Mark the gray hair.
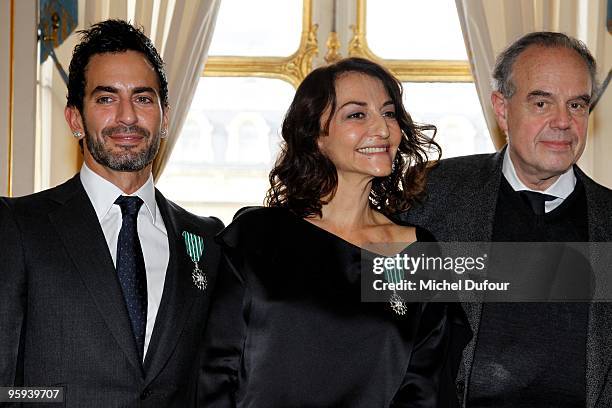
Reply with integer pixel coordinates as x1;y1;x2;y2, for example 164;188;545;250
492;31;598;98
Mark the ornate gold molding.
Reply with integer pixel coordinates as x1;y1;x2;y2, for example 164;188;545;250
349;0;473;83
203;0;318;88
324;31;342;64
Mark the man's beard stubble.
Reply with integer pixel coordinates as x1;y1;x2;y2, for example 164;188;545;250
84;124;161;172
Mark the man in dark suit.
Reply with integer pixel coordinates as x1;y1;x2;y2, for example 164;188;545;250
0;20;223;407
403;32;612;407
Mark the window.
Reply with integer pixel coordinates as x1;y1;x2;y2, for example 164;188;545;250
157;77;295;222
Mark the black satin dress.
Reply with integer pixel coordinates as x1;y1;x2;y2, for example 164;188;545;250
200;207;469;407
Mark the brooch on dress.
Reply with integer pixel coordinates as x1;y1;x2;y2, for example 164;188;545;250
389;293;408;315
385;266;407;315
182;231;207;291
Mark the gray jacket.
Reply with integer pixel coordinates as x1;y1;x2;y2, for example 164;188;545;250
402;147;612;407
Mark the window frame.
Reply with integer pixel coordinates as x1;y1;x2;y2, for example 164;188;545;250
202;0;316;88
349;0;473;83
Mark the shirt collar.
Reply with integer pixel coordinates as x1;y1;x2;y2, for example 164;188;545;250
502;148;576;199
80;162;158;223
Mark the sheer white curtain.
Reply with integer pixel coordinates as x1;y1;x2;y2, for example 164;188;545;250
84;0;221;179
455;0;609;151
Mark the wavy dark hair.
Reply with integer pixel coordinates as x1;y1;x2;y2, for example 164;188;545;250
265;57;441;218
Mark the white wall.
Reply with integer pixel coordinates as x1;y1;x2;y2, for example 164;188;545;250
39;18;83;191
0;0;11;197
0;0;37;197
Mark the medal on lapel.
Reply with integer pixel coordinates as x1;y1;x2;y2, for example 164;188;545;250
182;231;207;291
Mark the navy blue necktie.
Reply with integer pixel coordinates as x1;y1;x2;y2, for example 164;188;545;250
115;195;147;360
520;191;557;215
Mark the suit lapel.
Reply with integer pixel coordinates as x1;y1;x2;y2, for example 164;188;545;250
48;176;143;374
406;150;506;398
579;168;612;407
143;191;202;384
458;150;504;397
466;149;503;242
457;151;507;404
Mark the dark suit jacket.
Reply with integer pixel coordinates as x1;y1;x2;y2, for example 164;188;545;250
0;174;224;407
402;147;612;408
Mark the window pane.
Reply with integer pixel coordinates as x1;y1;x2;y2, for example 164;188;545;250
367;0;468;60
207;0;302;57
157;77;296;225
402;82;494;158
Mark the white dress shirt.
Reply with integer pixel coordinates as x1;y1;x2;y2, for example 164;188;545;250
80;163;169;360
502;148;576;213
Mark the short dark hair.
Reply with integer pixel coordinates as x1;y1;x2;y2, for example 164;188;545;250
67;19;168;112
492;31;598;98
265;57;440;218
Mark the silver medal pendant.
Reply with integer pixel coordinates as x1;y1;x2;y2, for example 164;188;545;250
389;292;407;315
183;231;207;291
192;263;208;291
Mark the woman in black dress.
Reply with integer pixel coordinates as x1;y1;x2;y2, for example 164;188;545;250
200;57;469;407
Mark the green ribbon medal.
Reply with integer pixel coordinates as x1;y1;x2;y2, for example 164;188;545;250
385;265;407;315
182;231;207;291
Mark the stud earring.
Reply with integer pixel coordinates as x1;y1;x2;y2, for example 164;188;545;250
72;131;82;138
